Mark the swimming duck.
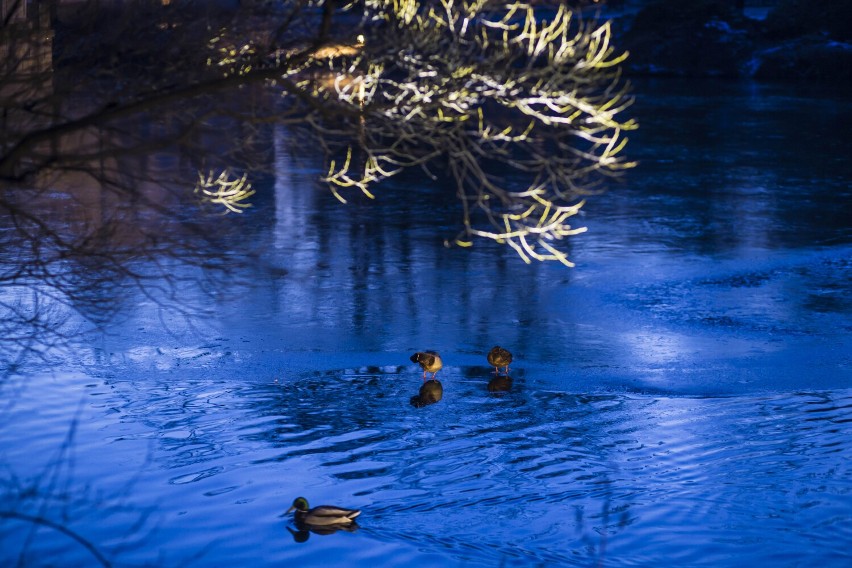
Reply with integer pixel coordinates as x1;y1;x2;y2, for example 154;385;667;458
487;346;512;375
286;497;361;526
410;351;442;380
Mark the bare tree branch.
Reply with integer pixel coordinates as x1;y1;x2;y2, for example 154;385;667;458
1;0;635;372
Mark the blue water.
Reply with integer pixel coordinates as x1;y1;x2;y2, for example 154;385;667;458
1;78;851;566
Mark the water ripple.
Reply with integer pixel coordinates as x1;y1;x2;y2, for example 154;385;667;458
2;370;850;566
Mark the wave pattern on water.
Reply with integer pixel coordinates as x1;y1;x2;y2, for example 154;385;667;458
1;368;851;567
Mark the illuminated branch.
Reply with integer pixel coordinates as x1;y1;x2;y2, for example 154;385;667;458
194;169;255;213
2;0;635;270
268;0;637;265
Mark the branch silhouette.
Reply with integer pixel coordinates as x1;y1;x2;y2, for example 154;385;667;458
1;0;635;371
0;511;112;568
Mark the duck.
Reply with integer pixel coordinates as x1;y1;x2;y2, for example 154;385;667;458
410;351;442;380
487;346;512;375
286;497;361;526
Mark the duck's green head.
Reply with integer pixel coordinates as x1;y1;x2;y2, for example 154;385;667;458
287;496;309;513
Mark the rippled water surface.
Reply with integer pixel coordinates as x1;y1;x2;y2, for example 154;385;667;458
2;371;851;566
2;79;851;566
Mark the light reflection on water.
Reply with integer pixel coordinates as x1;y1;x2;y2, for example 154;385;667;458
1;370;850;566
1;78;851;565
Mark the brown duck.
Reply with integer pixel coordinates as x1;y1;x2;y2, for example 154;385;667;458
410;351;443;380
487;346;512;375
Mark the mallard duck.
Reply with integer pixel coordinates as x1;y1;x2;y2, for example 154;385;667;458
286;497;361;526
487;346;512;375
410;351;442;380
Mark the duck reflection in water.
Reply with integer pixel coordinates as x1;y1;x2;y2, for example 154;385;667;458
410;379;443;407
410;351;442;381
487;374;513;392
284;497;360;543
286;521;359;543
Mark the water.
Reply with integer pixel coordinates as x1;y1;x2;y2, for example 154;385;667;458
2;373;850;566
1;78;851;566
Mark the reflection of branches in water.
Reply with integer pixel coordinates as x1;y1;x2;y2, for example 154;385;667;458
0;511;112;568
0;179;250;376
1;3;281;373
0;68;273;375
0;402;148;566
0;287;74;374
1;0;634;372
0;391;217;566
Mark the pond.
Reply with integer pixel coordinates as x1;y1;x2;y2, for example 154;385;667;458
1;78;851;566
